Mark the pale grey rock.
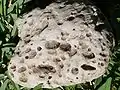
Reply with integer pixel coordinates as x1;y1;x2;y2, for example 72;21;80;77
8;0;114;89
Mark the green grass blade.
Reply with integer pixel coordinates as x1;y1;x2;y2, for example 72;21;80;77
33;84;43;90
98;77;112;90
0;79;9;90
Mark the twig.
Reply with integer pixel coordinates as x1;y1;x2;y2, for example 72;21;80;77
8;0;12;7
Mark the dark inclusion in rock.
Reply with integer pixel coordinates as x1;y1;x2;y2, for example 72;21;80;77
45;40;60;49
81;64;96;70
18;66;27;73
82;52;95;59
60;43;71;51
37;46;42;51
71;68;79;75
29;50;37;59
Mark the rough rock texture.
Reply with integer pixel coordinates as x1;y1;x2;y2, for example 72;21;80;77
8;1;114;88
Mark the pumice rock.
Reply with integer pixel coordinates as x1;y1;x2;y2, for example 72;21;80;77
8;0;115;89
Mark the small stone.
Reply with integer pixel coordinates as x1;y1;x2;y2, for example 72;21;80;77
79;35;85;39
58;74;62;77
92;61;96;63
32;67;40;73
67;15;75;21
10;72;14;77
47;50;57;55
61;32;69;36
29;50;37;59
81;44;88;49
19;58;24;63
61;36;66;40
48;76;52;79
59;4;65;8
79;41;83;46
53;57;61;62
18;66;26;73
59;63;64;68
28;64;35;69
68;49;77;57
57;20;64;25
86;33;91;37
82;52;95;59
37;47;42;51
19;76;28;82
99;52;107;57
101;63;104;66
45;40;60;49
71;11;77;15
27;18;33;26
60;55;66;60
81;64;96;70
37;65;56;73
24;38;31;44
10;65;16;69
71;68;79;75
79;42;88;49
39;74;45;78
60;43;71;51
25;48;31;53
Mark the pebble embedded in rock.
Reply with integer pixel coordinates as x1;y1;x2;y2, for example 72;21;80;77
48;76;52;79
60;43;71;51
67;15;75;21
71;68;79;75
47;50;57;55
59;62;64;68
28;64;35;69
32;67;40;73
61;32;69;36
57;20;64;25
45;40;60;49
82;52;95;59
99;52;107;57
27;18;33;26
81;64;96;70
60;55;66;60
24;37;31;44
29;50;37;59
19;58;24;63
18;66;26;73
101;63;104;66
10;65;16;69
19;76;28;82
37;65;56;73
53;57;61;62
39;74;45;78
68;49;77;57
61;36;66;40
25;48;31;53
37;46;42;51
86;33;91;37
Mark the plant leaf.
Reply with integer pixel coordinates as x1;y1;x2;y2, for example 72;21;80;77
98;77;112;90
0;79;9;90
33;84;43;90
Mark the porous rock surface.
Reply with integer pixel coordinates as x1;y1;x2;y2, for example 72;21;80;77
8;1;114;88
